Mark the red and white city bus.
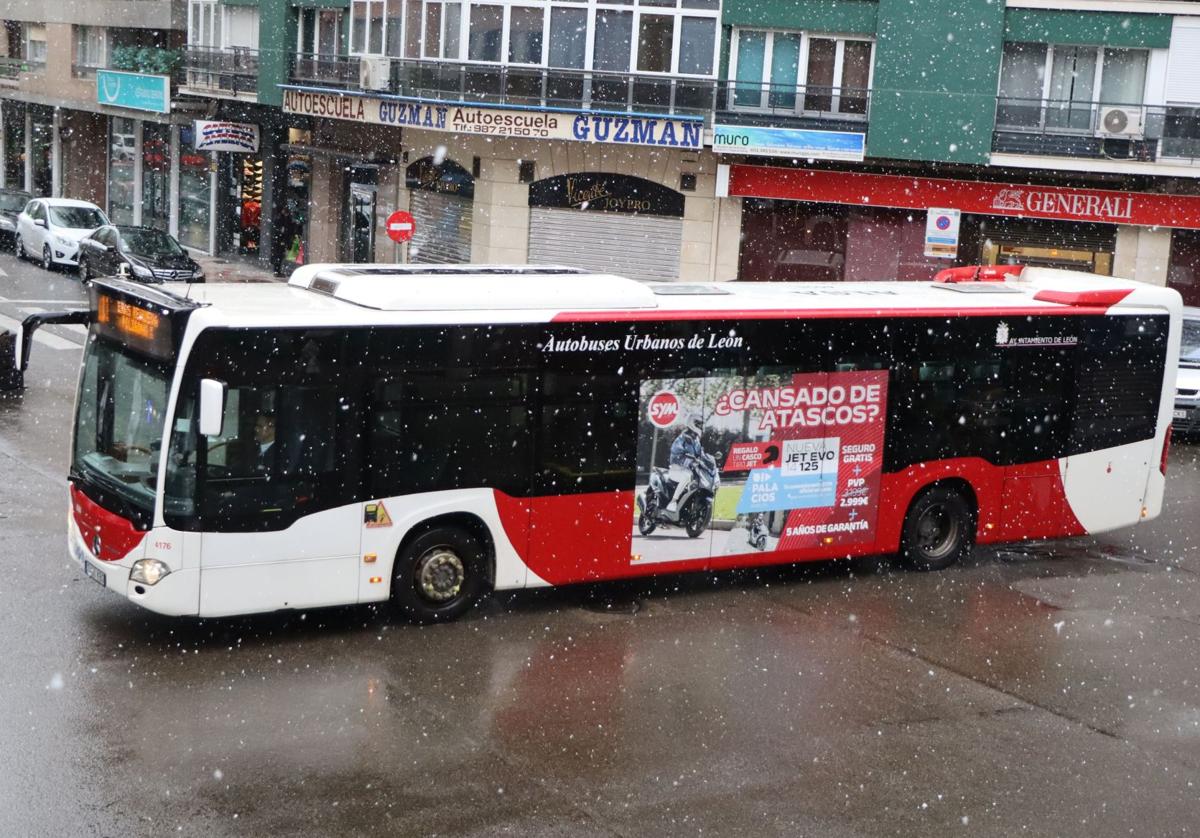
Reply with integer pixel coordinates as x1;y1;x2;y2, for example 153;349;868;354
43;264;1180;621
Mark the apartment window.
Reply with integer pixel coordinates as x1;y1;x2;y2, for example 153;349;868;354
22;23;47;63
548;7;586;69
593;10;632;72
356;0;716;77
75;26;107;70
467;4;503;61
636;14;673;73
996;42;1046;127
1100;48;1147;106
297;9;345;57
189;0;219;48
997;42;1148;131
350;0;386;54
223;6;260;50
731;29;873;115
507;6;543;65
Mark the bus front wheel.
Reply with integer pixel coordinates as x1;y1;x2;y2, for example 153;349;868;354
899;486;975;572
393;527;486;623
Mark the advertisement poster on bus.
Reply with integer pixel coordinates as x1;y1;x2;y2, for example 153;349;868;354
632;370;888;565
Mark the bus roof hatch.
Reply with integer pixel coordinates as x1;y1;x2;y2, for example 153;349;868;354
289;265;661;311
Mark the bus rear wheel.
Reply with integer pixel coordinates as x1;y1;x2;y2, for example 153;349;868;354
393;527;486;623
899;486;975;571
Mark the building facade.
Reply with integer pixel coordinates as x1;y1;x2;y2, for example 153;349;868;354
7;0;1200;301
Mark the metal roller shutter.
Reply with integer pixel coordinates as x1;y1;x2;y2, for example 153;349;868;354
528;207;682;281
410;190;472;264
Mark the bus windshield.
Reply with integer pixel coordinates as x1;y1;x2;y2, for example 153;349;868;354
73;337;171;518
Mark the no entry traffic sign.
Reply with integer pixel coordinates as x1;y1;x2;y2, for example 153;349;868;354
385;210;415;243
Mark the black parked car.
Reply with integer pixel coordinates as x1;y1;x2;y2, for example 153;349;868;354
78;225;205;283
0;188;32;247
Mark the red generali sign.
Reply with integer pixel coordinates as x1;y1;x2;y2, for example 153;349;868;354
385;210;415;243
727;165;1200;230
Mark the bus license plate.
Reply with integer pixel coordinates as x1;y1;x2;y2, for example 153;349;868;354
1175;409;1189;420
83;560;106;588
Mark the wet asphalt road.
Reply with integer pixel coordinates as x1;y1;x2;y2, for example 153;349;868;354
3;252;1200;837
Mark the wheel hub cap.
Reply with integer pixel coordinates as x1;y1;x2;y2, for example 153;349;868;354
416;548;465;603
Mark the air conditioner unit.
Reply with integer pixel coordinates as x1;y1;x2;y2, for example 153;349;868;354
359;56;390;91
1097;106;1145;139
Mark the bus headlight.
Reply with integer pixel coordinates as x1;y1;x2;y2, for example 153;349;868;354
130;559;171;586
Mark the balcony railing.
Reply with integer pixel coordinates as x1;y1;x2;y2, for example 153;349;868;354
290;54;873;125
0;57;45;82
723;81;869;121
181;45;258;98
993;97;1200;164
292;53;719;117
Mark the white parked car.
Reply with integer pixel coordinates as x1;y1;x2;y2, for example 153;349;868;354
16;198;110;271
1174;306;1200;438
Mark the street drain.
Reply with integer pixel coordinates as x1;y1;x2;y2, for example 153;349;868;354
1095;549;1155;567
995;547;1056;563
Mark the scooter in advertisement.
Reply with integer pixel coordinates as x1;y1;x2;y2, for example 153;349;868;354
636;452;720;538
747;512;769;551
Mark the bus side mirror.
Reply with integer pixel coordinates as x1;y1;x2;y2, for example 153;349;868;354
198;379;226;436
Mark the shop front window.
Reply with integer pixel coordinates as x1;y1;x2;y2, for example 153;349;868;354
178;125;211;252
280;143;312;273
30;111;52;197
1169;230;1200;308
108;117;136;224
142;123;171;233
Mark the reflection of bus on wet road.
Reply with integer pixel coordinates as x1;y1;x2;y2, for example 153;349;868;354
15;263;1180;621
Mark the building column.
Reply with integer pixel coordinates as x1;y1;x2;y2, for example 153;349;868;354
23;109;32;194
208;152;218;255
168;123;180;238
132;120;143;226
0;106;7;189
50;108;62;198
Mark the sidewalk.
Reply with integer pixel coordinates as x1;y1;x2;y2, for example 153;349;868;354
193;255;282;284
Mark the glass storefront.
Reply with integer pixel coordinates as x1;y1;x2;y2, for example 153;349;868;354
178;125;211;251
738;200;946;282
142;123;171;232
279;127;312;274
108;117;136;224
30;108;52;197
280;153;311;272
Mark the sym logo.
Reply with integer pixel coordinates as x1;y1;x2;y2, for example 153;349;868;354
92;534;102;557
995;321;1010;346
647;390;680;428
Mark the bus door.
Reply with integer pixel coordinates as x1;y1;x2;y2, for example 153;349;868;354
190;331;363;615
528;363;639;584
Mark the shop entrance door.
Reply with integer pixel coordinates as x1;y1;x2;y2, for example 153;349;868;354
983;241;1112;275
347;183;376;263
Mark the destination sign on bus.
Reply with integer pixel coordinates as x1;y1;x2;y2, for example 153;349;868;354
94;292;174;359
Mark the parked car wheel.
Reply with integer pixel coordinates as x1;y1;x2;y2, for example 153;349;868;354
14;234;25;260
41;245;54;272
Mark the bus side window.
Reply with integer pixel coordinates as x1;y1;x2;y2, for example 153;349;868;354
1068;316;1167;453
366;325;535;497
538;371;636;494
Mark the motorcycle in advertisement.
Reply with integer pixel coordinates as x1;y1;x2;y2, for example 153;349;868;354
633;370;889;566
